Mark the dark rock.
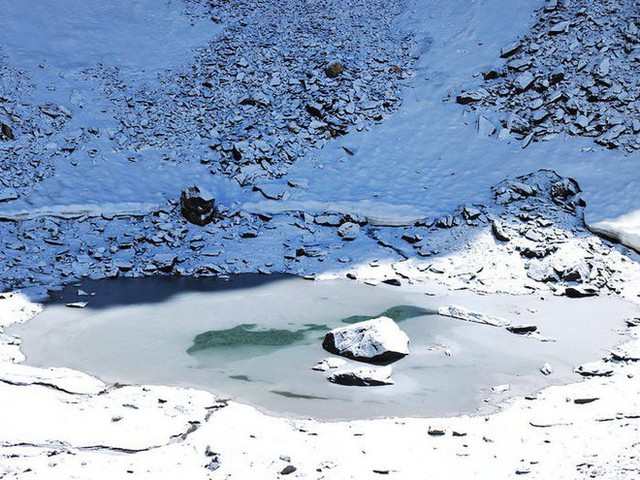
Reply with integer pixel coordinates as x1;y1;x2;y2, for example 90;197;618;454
328;365;394;386
456;90;487;104
575;362;613;377
402;230;423;244
507;324;538;334
181;186;217;226
306;103;324;119
1;123;14;140
280;465;297;475
491;221;511;242
565;285;598;298
325;61;345;78
551;178;581;200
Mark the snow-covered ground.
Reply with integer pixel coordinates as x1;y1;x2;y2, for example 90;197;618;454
1;0;640;477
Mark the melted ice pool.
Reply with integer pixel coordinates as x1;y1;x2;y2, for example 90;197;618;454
11;276;636;420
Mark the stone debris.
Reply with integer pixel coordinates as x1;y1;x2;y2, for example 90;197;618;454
102;0;416;186
456;0;640;152
0;169;630;312
611;342;640;362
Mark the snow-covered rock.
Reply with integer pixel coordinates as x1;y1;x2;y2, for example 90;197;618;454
575;361;614;377
611;342;640;362
327;365;393;386
322;317;409;363
311;357;347;372
438;305;510;327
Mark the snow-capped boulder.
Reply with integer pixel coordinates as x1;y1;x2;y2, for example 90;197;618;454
322;317;409;363
327;365;393;386
575;361;613;377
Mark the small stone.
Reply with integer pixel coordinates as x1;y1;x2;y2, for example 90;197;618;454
1;123;14;140
312;357;347;371
66;302;88;309
280;465;297;475
491;384;510;395
428;426;446;436
0;188;19;203
507;324;537;334
500;41;521;58
549;21;570;35
514;71;535;91
456;89;487;104
540;362;553;376
338;222;360;241
325;61;345;78
477;115;497;137
491;221;511;242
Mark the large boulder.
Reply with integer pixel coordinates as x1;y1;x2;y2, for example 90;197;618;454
322;317;409;363
327;365;393;386
181;185;216;226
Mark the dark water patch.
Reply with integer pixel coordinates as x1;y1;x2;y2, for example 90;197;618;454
341;305;431;324
43;274;294;310
187;323;328;354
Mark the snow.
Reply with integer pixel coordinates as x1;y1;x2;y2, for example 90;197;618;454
0;0;639;476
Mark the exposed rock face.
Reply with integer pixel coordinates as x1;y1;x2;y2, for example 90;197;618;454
322;317;409;363
181;186;217;226
327;365;393;386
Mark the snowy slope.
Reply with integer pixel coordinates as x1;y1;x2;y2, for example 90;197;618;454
0;0;637;250
279;0;640;237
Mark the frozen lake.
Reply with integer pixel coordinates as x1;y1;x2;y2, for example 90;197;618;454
11;276;635;420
